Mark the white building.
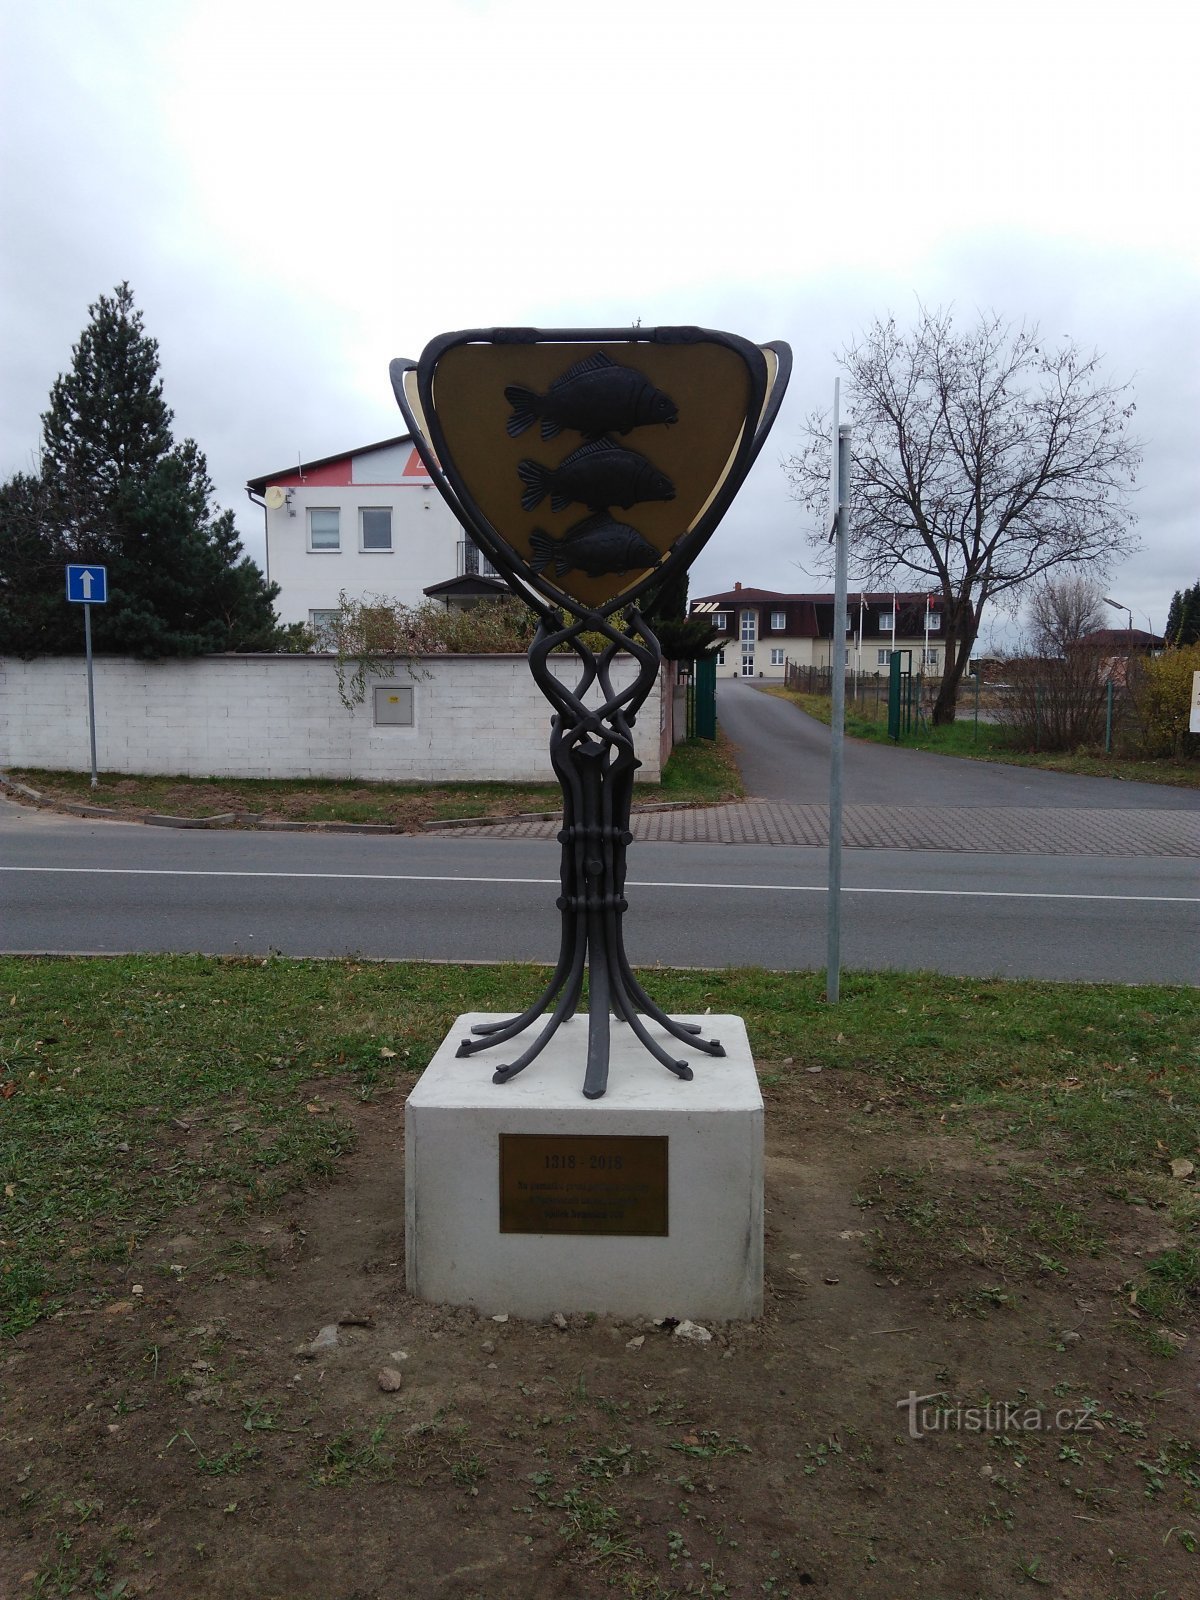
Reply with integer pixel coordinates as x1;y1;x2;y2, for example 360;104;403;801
690;585;946;680
246;435;507;634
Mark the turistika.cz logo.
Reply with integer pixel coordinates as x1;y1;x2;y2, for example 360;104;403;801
897;1391;1100;1441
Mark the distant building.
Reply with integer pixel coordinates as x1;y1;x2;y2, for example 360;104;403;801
246;436;508;636
1074;627;1162;654
689;584;945;679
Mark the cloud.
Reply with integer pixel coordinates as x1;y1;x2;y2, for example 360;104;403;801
2;0;1195;639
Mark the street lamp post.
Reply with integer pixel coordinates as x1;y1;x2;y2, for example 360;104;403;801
1103;595;1134;644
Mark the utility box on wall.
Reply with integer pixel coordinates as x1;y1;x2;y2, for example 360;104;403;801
373;685;414;726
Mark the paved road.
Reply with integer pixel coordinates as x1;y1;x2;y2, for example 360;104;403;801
715;679;1200;810
2;800;1196;983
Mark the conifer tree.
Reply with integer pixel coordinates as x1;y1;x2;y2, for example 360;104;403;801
1164;581;1200;647
0;283;282;658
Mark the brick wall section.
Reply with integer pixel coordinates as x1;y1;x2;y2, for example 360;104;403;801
0;655;666;782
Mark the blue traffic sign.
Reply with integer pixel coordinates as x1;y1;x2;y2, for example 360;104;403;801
66;564;107;604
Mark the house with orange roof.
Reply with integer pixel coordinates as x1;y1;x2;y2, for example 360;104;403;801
246;435;508;637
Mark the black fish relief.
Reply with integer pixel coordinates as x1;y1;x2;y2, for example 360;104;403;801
505;352;678;441
517;437;676;513
528;512;660;580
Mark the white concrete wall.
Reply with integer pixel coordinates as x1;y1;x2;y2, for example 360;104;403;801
0;655;666;783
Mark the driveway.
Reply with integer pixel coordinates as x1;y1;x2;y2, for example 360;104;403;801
715;679;1200;810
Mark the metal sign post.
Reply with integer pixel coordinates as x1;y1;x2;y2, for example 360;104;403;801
65;564;107;789
827;406;851;1005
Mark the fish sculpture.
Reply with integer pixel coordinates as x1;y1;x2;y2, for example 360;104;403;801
529;512;660;581
517;438;676;514
505;352;678;441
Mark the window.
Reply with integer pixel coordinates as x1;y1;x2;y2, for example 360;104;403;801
714;612;730;631
922;648;939;669
373;685;414;726
309;609;339;647
877;648;893;667
878;610;894;631
770;609;786;630
716;647;726;666
927;611;941;631
360;507;393;551
770;648;785;666
308;508;340;551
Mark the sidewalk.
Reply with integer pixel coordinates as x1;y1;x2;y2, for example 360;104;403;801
445;798;1200;856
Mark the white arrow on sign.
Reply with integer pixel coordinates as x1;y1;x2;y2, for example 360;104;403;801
80;569;95;599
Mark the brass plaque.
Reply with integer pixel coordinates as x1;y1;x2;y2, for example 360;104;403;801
499;1134;668;1236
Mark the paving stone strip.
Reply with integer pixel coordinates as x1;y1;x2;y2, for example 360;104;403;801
444;798;1200;857
4;774;1196;856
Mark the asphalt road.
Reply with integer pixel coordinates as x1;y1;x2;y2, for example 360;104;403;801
716;679;1200;810
2;799;1196;983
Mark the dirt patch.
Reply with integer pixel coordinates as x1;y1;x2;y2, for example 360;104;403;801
2;1072;1196;1599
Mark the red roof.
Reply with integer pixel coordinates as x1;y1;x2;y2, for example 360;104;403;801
246;434;422;493
692;588;938;606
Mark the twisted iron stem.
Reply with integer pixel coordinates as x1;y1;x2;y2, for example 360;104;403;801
455;606;724;1098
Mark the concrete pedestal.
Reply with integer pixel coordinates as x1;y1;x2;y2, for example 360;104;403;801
405;1014;763;1320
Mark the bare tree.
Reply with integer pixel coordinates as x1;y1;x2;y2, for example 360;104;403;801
784;307;1141;722
1026;572;1106;656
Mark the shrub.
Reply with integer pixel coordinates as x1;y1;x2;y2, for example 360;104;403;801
994;645;1113;751
1124;644;1200;759
319;595;539;708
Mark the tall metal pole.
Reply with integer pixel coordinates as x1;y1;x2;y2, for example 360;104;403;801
83;601;99;789
827;416;851;1005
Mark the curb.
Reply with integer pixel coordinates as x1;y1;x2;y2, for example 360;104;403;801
421;798;729;831
423;810;560;831
146;813;238;829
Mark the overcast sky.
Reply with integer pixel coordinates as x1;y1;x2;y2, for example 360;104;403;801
3;0;1196;644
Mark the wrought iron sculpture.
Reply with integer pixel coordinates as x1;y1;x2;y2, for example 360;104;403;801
391;327;790;1097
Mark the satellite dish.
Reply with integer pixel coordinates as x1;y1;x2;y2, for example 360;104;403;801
264;486;287;509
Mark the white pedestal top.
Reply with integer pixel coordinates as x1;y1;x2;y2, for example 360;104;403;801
409;1013;760;1112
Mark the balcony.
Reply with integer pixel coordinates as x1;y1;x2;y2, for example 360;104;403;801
458;540;500;579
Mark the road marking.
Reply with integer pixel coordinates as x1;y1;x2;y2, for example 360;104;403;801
1;865;1197;905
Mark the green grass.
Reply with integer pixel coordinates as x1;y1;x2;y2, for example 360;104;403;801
761;686;1200;787
2;955;1196;1337
655;729;743;803
1130;1245;1200;1326
3;737;741;826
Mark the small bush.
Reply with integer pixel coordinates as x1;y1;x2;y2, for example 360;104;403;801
1124;644;1200;759
994;646;1112;751
321;595;538;707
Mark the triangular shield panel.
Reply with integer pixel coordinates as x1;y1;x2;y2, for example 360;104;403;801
392;328;790;614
